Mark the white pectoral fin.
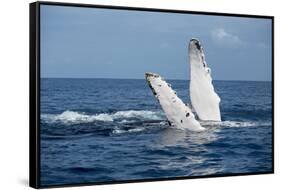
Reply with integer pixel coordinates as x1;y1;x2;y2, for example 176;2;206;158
145;72;205;132
189;39;221;121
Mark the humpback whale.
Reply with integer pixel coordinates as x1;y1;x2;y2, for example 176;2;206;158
189;39;221;121
145;38;221;130
145;72;205;131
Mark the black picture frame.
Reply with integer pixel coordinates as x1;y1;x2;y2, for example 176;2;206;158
29;1;274;188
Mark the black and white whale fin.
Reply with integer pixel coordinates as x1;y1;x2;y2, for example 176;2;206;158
145;72;205;131
189;39;221;121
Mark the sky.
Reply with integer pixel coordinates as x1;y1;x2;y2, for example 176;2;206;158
40;5;272;81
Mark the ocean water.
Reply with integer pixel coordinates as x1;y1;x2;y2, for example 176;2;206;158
40;78;272;186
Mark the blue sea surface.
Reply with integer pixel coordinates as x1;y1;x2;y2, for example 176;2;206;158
40;78;272;186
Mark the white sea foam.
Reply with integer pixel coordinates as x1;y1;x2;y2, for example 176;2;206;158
113;110;162;120
112;127;145;134
41;110;271;129
200;120;271;128
41;110;163;125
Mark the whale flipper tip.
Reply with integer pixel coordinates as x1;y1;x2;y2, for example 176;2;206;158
145;72;160;79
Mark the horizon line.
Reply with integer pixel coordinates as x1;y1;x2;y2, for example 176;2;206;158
40;77;272;82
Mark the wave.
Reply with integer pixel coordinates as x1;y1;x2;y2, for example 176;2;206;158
200;120;271;128
112;127;145;134
41;110;164;125
41;110;271;129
